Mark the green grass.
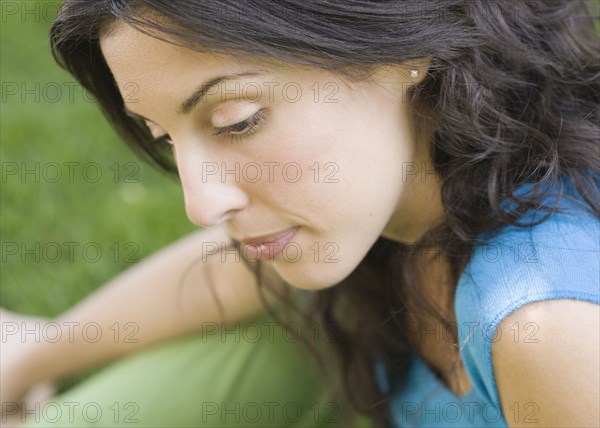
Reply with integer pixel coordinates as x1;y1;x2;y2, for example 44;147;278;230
1;0;598;404
0;2;196;316
2;2;599;315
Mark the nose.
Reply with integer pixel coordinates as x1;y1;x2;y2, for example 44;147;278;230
175;146;249;228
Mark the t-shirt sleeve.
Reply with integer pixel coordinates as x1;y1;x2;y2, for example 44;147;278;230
454;201;600;405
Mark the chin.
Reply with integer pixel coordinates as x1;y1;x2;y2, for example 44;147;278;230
271;258;357;291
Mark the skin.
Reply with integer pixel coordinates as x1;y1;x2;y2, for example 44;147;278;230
100;21;444;291
493;299;600;427
100;21;600;427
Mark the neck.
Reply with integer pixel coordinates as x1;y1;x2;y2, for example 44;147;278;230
382;160;446;245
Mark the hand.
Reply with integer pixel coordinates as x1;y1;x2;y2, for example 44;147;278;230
1;309;56;427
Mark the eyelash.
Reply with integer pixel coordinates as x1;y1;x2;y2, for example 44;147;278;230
151;135;173;146
213;109;267;144
150;109;267;147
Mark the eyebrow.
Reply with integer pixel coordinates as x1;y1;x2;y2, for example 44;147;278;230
180;72;263;114
123;71;264;121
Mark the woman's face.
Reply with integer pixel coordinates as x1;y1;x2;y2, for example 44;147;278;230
100;21;444;289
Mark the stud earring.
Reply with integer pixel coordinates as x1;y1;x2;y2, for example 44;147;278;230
410;69;419;78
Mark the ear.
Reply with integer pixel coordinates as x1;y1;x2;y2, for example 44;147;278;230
369;57;431;90
403;57;431;85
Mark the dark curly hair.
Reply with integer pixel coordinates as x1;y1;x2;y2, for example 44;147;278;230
50;1;599;426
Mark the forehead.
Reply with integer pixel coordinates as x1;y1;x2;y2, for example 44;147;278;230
98;21;277;116
100;21;234;87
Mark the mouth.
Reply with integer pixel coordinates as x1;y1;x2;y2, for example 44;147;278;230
237;226;300;261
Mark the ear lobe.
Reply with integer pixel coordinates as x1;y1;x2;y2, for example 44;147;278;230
405;57;431;84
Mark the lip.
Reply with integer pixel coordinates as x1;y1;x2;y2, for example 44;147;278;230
238;227;298;245
238;226;300;261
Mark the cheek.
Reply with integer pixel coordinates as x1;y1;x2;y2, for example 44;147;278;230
246;96;412;209
247;104;413;289
301;102;411;195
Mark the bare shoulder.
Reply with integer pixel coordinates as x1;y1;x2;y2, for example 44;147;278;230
492;299;600;427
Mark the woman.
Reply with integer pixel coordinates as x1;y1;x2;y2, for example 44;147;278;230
2;1;598;427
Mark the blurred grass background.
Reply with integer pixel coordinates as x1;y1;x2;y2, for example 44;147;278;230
0;0;598;400
1;2;599;316
0;1;196;316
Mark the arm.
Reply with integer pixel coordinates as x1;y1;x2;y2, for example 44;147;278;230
492;299;600;427
4;224;286;395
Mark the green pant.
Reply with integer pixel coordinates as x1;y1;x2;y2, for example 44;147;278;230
20;317;373;427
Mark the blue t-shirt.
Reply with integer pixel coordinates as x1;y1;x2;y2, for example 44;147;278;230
387;177;600;427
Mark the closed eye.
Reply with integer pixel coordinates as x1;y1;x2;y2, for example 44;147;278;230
151;134;173;147
141;119;173;148
213;109;267;143
147;109;267;147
